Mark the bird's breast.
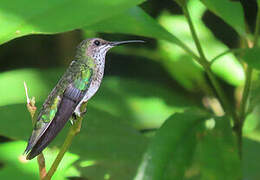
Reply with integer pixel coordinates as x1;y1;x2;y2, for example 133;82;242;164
74;64;105;116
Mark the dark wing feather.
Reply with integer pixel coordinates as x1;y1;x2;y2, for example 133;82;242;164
26;85;86;160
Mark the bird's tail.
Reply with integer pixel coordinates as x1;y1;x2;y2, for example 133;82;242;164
26;97;76;160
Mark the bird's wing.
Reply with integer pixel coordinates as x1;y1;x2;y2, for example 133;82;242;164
25;66;93;159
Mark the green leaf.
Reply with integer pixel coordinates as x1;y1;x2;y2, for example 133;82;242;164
0;0;144;45
197;116;241;180
0;68;199;180
243;110;260;135
158;0;244;88
248;77;260;119
242;47;260;70
243;137;260;180
0;103;148;180
174;0;186;7
86;2;243;88
0;68;198;129
0;141;79;180
84;7;189;51
200;0;246;36
0;69;52;107
134;109;209;180
84;6;204;89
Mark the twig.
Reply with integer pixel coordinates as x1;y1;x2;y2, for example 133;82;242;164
24;82;37;121
210;48;246;66
181;4;238;122
24;81;47;179
240;6;260;124
237;3;260;158
43;102;87;180
37;153;47;179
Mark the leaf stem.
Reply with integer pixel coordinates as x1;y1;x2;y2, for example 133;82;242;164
37;153;47;179
182;5;207;65
210;48;246;66
172;37;202;63
43;102;87;180
24;81;46;179
182;4;237;121
239;67;252;123
236;3;260;159
240;5;260;125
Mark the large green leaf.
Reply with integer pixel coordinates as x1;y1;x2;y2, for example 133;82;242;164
85;2;244;89
134;113;241;180
197;116;241;180
84;6;191;54
158;0;244;88
0;0;144;45
243;137;260;180
84;6;204;90
0;69;52;106
242;47;260;70
0;141;79;180
134;109;209;180
200;0;246;36
0;103;148;180
0;68;198;129
0;68;198;179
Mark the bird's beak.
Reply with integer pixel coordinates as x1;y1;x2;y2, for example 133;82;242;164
109;40;145;46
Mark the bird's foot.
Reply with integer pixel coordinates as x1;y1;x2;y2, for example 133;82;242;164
70;113;77;125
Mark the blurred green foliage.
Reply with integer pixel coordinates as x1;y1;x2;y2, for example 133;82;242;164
158;0;244;88
0;0;144;44
0;0;260;180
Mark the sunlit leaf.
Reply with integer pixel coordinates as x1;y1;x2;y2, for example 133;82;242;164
0;68;199;129
0;141;79;180
200;0;246;36
84;6;190;53
84;6;203;89
158;0;244;88
0;103;148;180
0;68;198;180
0;68;55;107
0;0;144;45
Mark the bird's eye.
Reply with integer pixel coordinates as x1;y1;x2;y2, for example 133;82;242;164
94;40;100;46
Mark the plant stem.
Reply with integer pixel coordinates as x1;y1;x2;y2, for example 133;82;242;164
238;4;260;151
24;81;47;179
43;119;81;180
43;102;87;180
173;37;202;63
254;4;260;46
210;48;246;66
235;3;260;159
236;49;252;159
182;6;207;64
240;4;260;125
182;4;237;121
239;67;252;123
37;153;47;180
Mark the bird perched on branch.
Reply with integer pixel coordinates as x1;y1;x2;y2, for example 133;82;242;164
24;38;144;160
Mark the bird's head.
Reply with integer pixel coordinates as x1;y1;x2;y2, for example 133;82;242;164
76;38;144;61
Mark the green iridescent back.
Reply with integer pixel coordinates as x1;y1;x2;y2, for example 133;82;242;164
28;60;93;149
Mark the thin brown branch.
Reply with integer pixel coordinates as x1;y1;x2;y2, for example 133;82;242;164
37;153;47;179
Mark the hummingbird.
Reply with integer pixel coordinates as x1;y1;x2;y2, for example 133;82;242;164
24;38;144;160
